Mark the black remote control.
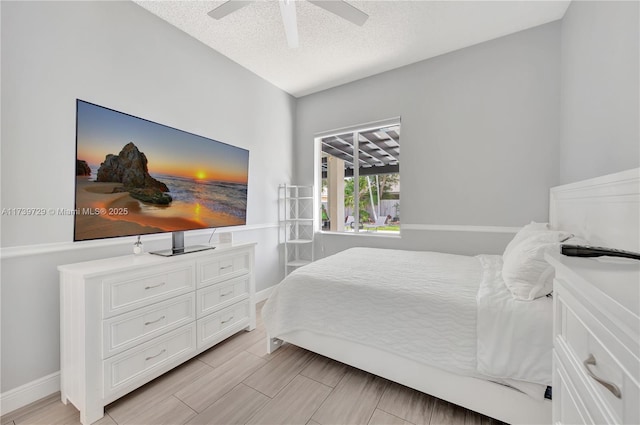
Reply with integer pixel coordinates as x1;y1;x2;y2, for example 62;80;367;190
561;244;640;260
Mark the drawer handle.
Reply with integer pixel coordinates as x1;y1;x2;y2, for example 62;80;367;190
145;349;166;361
583;354;622;399
219;265;233;270
221;290;233;297
145;282;166;290
221;316;234;324
144;315;166;326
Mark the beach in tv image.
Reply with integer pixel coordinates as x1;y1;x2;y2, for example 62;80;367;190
74;100;249;241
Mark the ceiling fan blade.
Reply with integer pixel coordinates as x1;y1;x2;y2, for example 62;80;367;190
308;0;368;26
207;1;253;20
279;0;299;48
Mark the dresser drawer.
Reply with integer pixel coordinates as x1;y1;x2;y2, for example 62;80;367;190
103;265;195;317
197;251;250;288
553;351;605;424
554;352;593;425
196;276;250;318
556;286;640;425
103;323;196;398
197;300;250;349
102;293;196;358
555;342;611;425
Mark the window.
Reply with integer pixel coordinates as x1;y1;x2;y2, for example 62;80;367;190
317;119;400;234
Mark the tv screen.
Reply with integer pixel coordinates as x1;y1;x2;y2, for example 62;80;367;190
74;99;249;242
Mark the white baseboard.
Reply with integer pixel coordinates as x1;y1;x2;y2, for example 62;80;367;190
255;286;274;304
0;372;60;416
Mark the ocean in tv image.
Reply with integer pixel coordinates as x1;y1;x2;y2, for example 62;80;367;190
74;100;249;241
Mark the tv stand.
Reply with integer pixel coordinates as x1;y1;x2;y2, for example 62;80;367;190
150;231;215;256
58;242;256;425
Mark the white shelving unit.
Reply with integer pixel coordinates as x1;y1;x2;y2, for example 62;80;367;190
279;184;314;275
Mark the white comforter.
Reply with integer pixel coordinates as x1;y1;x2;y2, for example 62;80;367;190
262;247;551;391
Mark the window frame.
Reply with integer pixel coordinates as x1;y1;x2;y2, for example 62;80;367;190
314;117;401;236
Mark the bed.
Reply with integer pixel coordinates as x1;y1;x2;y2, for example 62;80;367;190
262;168;639;425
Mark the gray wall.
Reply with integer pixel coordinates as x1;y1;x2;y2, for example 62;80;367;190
559;0;640;184
0;1;292;393
295;22;561;256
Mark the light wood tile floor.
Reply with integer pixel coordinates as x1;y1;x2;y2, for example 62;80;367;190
1;304;506;425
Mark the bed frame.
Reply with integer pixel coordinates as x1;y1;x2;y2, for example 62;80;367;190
267;167;640;425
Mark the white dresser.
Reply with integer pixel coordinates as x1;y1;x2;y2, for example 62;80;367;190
547;252;639;425
58;243;256;425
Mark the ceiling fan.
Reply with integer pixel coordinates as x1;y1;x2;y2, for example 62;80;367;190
207;0;369;48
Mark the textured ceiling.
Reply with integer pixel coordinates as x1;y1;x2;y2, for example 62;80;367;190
134;0;571;97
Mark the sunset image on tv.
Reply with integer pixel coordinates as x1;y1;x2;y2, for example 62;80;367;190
74;100;249;241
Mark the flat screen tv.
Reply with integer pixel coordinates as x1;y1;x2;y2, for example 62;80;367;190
74;99;249;255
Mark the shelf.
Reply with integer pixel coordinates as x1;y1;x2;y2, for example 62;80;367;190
280;183;314;276
287;260;312;267
288;239;313;244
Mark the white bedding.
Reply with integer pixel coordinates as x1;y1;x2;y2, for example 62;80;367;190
262;247;551;395
476;255;553;386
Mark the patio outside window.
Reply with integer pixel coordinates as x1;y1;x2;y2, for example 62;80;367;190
318;120;400;234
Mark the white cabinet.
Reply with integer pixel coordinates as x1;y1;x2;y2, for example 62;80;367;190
279;184;314;275
547;253;639;425
59;243;255;425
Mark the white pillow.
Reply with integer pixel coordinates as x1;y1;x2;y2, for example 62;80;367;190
502;230;571;300
503;221;550;261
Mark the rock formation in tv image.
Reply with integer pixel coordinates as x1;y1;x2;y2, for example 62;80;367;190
76;159;91;176
96;142;172;205
74;141;246;241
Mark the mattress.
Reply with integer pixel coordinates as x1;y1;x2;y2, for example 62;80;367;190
262;247;552;394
